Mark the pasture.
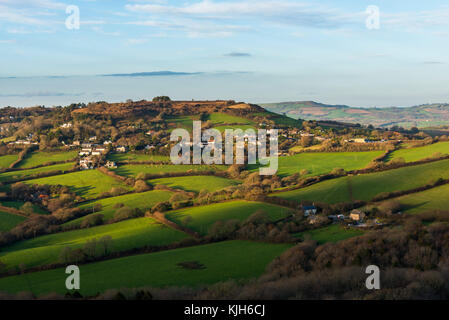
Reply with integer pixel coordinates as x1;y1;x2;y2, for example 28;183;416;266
165;200;292;235
0;217;188;270
24;170;131;199
112;164;228;178
0;240;291;296
379;183;449;215
0;162;75;183
388;141;449;162
250;151;383;177
0;211;26;232
17;151;77;168
294;224;363;244
148;175;240;193
65;190;173;226
107;153;170;163
0;155;19;169
273;159;449;204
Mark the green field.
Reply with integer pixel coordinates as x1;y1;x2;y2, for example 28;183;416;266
1;201;48;215
273;159;449;204
17;151;78;168
0;240;290;296
0;162;75;183
207;113;254;126
112;164;228;178
380;183;449;215
294;224;364;244
388;141;449;163
24;170;131;199
251;151;383;177
149;175;240;193
65;190;173;226
0;217;188;270
0;154;19;169
166;201;292;235
0;211;26;232
107;153;170;163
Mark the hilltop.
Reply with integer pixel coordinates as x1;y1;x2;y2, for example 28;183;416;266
261;101;449;129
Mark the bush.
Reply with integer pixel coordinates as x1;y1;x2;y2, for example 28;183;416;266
80;214;104;228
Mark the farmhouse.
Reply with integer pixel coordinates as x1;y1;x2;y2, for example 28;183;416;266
350;209;365;222
303;205;317;217
105;160;117;169
116;146;128;153
79;157;94;170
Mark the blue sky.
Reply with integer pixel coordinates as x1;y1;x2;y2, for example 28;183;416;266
1;0;449;108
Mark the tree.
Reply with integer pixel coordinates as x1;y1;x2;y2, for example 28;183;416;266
134;180;150;192
20;202;34;216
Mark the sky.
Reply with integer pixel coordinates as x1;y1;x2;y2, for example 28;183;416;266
0;0;449;108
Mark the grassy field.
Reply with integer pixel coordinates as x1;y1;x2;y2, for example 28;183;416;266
378;183;449;215
65;190;173;226
273;159;449;204
0;154;19;169
148;175;240;193
250;151;383;177
24;170;131;199
0;211;26;232
293;224;364;244
0;162;75;183
112;164;228;178
0;240;290;296
207;113;254;126
17;151;78;168
0;217;188;270
1;201;48;214
166;200;292;235
388;141;449;162
107;153;170;163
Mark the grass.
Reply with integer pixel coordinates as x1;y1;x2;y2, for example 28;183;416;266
0;162;75;183
388;141;449;162
24;170;131;200
0;211;26;232
107;153;170;163
111;164;228;178
165;200;292;235
0;240;291;296
0;217;189;271
207;113;254;125
250;151;383;177
273;159;449;204
65;190;174;226
17;151;78;168
0;154;19;169
148;175;240;193
1;201;48;214
293;224;363;244
379;183;449;215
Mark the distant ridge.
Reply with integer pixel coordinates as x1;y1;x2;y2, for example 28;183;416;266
261;101;449;129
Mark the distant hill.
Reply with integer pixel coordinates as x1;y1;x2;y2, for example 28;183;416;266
260;101;449;129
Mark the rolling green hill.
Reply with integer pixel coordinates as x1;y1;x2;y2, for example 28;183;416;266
0;217;188;270
0;240;290;296
165;200;292;235
273;159;449;204
251;151;383;177
148;175;240;193
24;170;131;199
65;190;173;226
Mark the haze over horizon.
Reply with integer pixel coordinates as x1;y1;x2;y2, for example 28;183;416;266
1;0;449;108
